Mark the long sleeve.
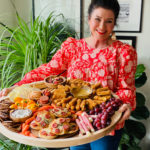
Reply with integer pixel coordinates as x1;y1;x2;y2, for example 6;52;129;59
15;37;76;86
115;45;137;111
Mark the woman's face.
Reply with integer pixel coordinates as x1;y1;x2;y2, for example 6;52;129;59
88;7;115;41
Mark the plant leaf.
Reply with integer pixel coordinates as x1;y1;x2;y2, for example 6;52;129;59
136;92;146;107
131;106;150;120
135;72;147;88
125;120;146;139
135;64;145;79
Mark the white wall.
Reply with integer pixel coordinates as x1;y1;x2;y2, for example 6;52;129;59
0;0;16;35
116;1;150;149
14;0;32;23
34;0;81;37
135;0;150;149
0;0;150;149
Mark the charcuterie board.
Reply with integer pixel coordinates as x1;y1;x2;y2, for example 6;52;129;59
0;78;123;148
0;110;121;148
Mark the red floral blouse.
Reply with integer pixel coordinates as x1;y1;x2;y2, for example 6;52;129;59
16;37;137;130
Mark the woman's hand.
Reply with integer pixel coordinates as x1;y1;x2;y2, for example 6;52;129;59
118;103;132;124
0;85;17;97
0;88;10;97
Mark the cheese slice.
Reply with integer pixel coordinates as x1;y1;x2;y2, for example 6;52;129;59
8;84;40;101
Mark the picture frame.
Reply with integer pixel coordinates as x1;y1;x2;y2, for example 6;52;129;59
116;36;136;48
32;0;82;38
114;0;143;32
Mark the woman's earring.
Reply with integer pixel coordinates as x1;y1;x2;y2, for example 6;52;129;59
111;32;116;40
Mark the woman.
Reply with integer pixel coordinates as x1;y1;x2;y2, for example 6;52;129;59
0;0;137;149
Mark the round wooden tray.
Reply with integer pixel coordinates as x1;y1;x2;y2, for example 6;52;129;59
0;111;122;148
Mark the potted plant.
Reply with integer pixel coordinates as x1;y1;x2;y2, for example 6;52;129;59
0;12;76;89
0;11;76;150
119;64;150;150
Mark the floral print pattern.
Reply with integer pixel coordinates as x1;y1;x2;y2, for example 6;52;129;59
16;37;137;130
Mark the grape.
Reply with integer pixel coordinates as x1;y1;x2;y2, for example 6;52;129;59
89;110;95;115
95;107;100;113
97;127;102;130
110;97;115;101
101;113;108;121
96;122;101;128
107;106;113;113
88;97;123;131
98;113;103;119
108;110;115;117
101;124;106;128
106;120;111;126
105;103;111;108
110;101;115;105
95;118;100;123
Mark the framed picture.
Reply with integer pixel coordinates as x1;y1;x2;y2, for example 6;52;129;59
32;0;82;38
116;36;136;48
114;0;143;32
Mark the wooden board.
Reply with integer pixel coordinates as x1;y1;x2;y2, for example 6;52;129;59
0;111;122;148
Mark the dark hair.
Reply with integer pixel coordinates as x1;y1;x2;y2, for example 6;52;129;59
88;0;120;24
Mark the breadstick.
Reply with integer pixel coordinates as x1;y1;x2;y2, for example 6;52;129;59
96;90;111;96
71;105;75;110
62;103;66;108
96;87;109;92
69;98;77;106
76;99;82;111
93;100;104;105
80;100;86;111
86;99;97;110
61;96;73;103
91;83;101;89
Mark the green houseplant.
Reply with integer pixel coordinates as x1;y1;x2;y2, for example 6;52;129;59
0;138;48;150
0;12;76;89
0;12;76;150
119;64;150;150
